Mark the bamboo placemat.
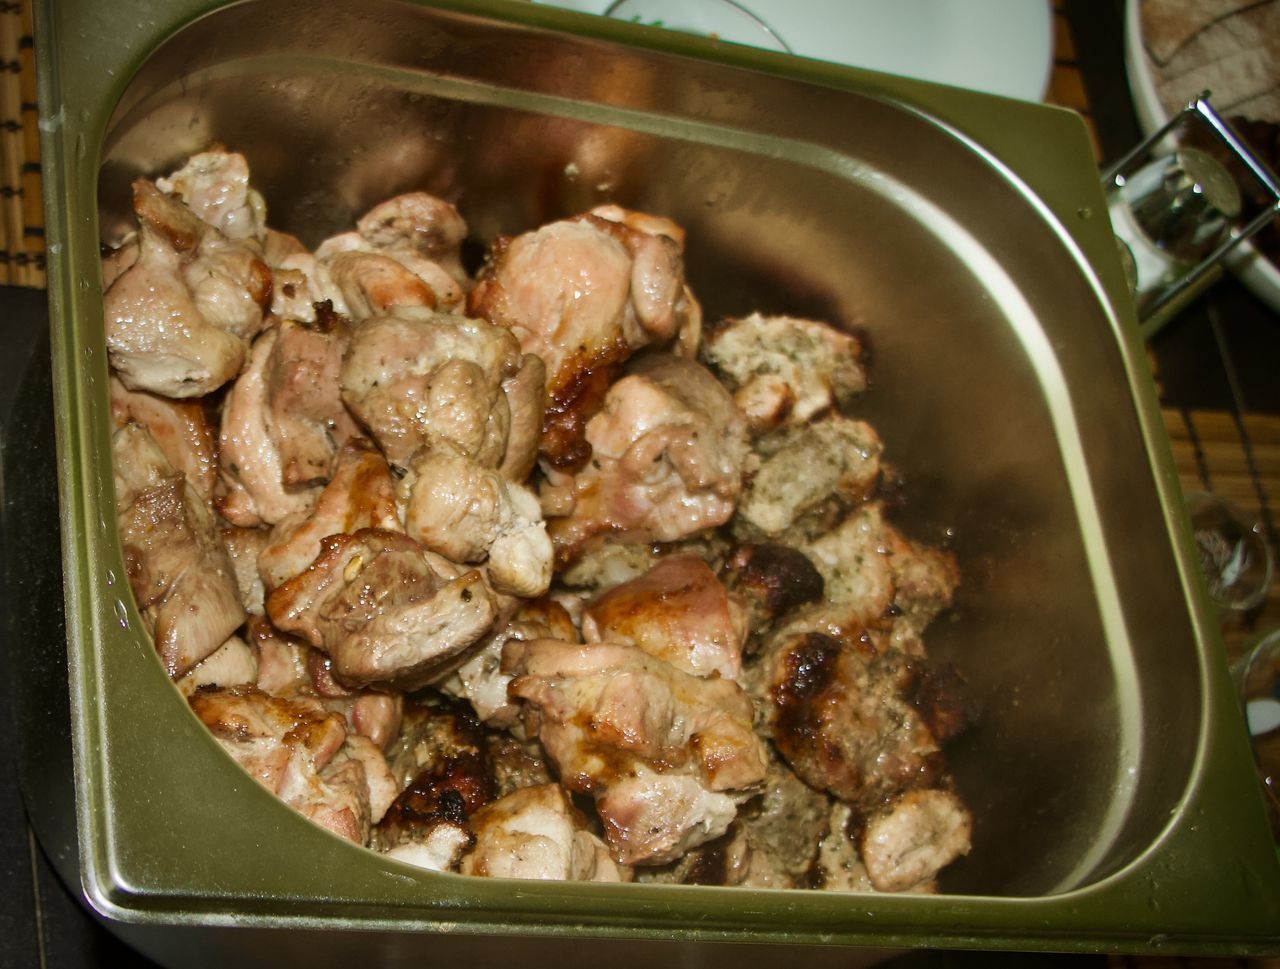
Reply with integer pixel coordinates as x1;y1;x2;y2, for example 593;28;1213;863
0;0;41;288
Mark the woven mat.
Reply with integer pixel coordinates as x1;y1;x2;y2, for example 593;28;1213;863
0;0;41;288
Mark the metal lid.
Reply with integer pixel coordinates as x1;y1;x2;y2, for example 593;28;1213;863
1130;146;1242;261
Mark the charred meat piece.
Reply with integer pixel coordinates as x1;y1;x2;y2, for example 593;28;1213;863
459;784;628;881
376;698;495;863
754;613;947;813
468;207;699;469
114;423;246;678
504;637;767;864
582;553;747;682
544;355;749;565
719;542;824;646
257;438;402;592
339;307;526;469
104;179;270;397
110;376;218;502
736;416;882;542
701;313;866;434
633;824;751;887
156;149;266;243
266;528;499;690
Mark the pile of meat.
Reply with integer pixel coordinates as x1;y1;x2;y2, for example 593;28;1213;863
104;149;973;893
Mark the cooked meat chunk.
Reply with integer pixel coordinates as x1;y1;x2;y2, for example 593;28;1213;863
339;308;524;469
738;750;832;888
754;612;946;812
468;207;699;469
175;635;257;697
459;784;627;881
504;638;766;864
114;423;246;678
265;314;360;488
583;553;747;681
398;444;552;598
859;788;971;893
486;733;554;798
556;532;730;596
110;376;218;502
217;328;321;527
104;179;270;397
249;614;312;696
545;355;749;565
156;149;267;243
189;686;387;842
266;528;499;690
803;501;957;633
736;416;882;541
498;352;546;482
443;597;579;728
355;191;469;286
221;526;270;615
701;313;866;433
377;698;494;859
633;824;751;887
383;824;474;873
812;802;877;893
257;438;402;592
720;542;824;645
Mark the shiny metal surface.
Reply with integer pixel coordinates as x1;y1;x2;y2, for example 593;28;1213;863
34;0;1280;961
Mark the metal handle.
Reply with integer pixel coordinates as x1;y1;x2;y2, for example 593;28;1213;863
1103;95;1280;331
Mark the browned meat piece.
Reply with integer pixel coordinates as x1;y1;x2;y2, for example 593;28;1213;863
735;416;882;541
504;638;766;864
257;438;402;592
459;784;627;881
811;802;878;893
753;610;947;813
101;238;138;290
556;532;730;597
323;250;452;319
498;352;546;482
803;501;958;633
859;788;971;893
217;329;321;527
398;444;551;598
110;376;218;502
355;191;469;286
249;614;312;696
582;553;747;682
114;423;246;678
468;207;699;469
190;685;389;843
376;698;495;864
175;635;257;698
486;733;553;798
338;308;525;469
266;314;360;488
544;355;749;566
720;542;824;646
266;528;499;690
222;526;270;615
633;824;751;887
104;179;270;397
443;597;580;728
701;313;866;433
737;749;833;888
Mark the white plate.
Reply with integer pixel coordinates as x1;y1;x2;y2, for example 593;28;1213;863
536;0;1053;102
1124;0;1280;313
